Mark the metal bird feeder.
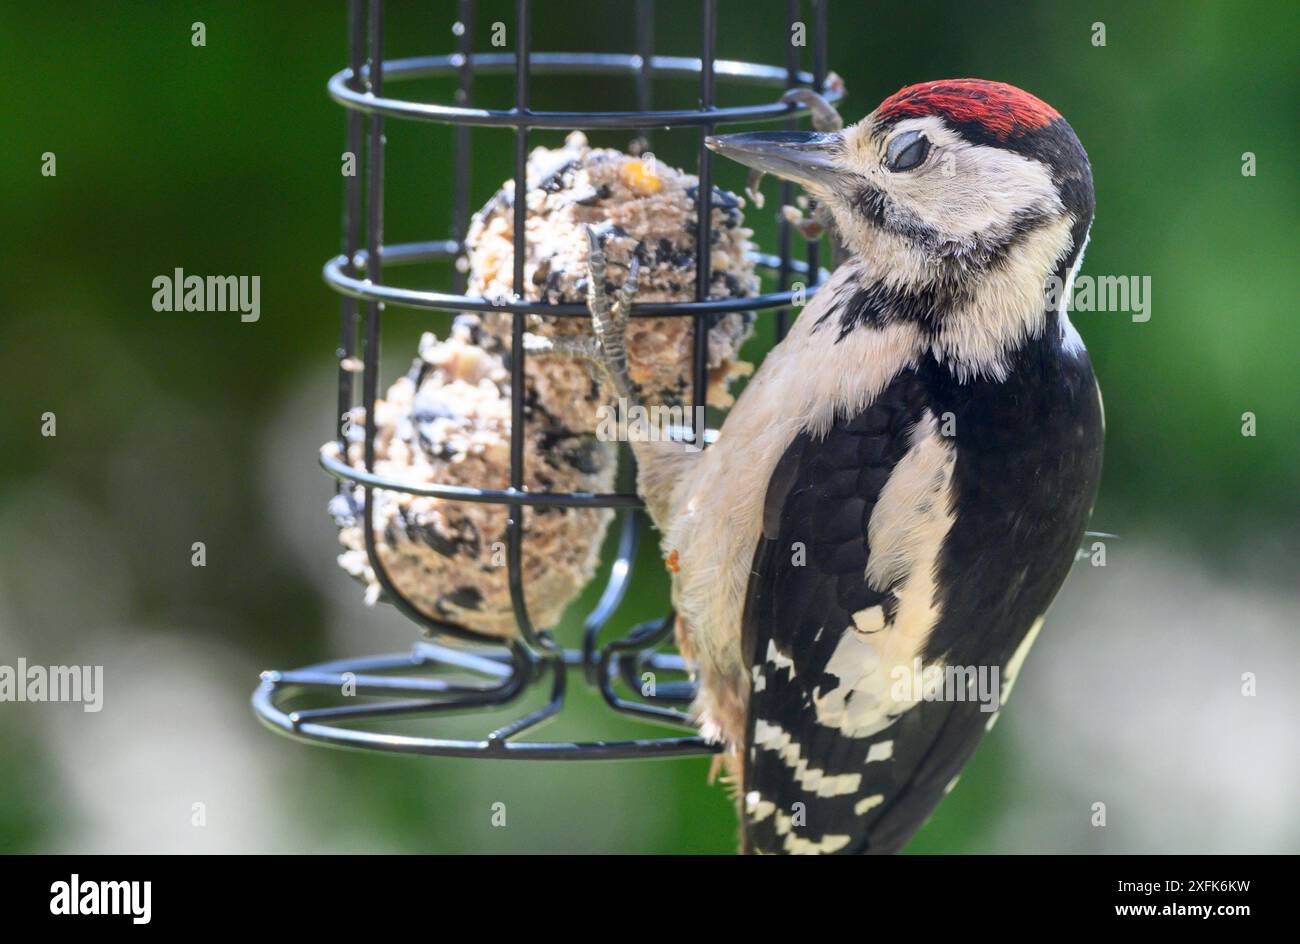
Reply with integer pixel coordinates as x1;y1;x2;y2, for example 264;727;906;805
252;0;835;759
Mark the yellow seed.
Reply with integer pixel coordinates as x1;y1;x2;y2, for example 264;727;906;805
620;160;662;194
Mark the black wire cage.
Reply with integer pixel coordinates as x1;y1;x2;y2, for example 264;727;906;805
252;0;837;759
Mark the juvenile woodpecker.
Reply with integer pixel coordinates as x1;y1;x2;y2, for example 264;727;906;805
579;79;1103;854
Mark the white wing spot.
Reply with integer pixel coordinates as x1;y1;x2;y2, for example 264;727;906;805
765;639;795;674
745;790;776;823
753;720;864;798
770;806;852;854
854;794;885;815
866;740;894;763
1001;615;1046;705
852;605;886;634
785;831;851;855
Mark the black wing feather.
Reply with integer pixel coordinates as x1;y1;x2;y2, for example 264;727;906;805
742;369;931;854
740;340;1103;855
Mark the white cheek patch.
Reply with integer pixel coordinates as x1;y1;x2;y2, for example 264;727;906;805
935;214;1076;382
880;118;1063;243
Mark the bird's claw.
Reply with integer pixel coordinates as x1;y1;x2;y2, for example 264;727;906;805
745;89;842;209
584;226;638;402
772;88;841;247
526;230;638;396
615;255;640;330
781;86;844;132
521;333;598;359
781;202;828;242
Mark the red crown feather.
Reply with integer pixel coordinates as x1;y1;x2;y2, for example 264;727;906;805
875;79;1060;140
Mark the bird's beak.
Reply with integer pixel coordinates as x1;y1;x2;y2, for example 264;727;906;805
705;130;846;193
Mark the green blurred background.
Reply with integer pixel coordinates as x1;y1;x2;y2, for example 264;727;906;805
1;0;1296;854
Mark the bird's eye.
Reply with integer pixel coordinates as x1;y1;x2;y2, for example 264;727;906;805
885;131;931;172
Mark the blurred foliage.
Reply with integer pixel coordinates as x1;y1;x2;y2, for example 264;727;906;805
0;1;1295;853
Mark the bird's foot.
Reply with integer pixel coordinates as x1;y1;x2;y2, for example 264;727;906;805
520;333;598;360
780;86;844;132
781;201;828;242
584;226;640;403
742;89;843;210
778;86;845;258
